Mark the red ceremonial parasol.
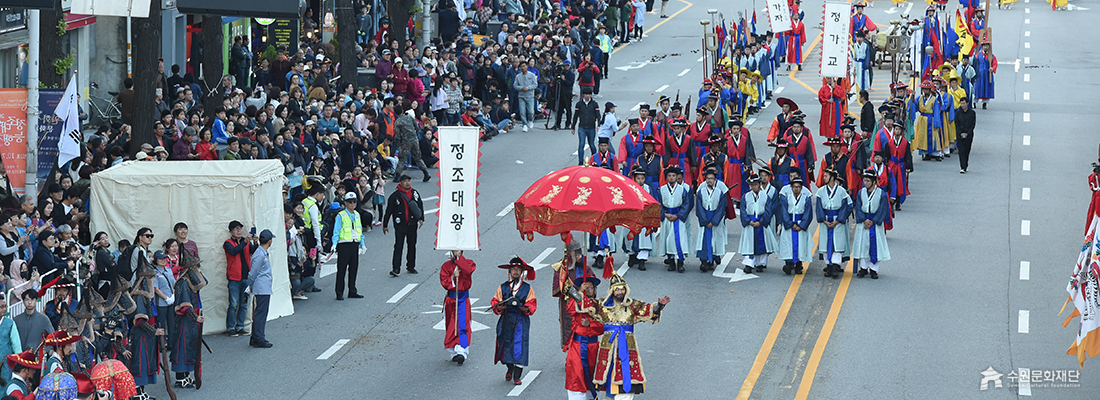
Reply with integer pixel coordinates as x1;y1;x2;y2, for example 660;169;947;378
514;165;661;241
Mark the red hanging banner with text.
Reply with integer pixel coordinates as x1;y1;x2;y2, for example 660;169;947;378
0;89;27;196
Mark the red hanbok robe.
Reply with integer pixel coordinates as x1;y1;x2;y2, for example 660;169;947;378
787;20;806;64
638;118;664;155
664;132;696;185
617;131;645;176
886;135;913;205
1087;172;1100;232
688;121;713;166
441;256;477;350
844;138;864;194
782;131;817;184
726;129;754;202
565;296;604;394
818;80;847;138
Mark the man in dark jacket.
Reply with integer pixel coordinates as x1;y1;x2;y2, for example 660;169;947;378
382;175;424;277
222;220;257;337
955;96;977;173
30;231;70;276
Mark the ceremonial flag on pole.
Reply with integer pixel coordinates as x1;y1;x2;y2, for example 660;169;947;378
716;22;727;58
751;11;758;35
1063;213;1100;367
953;9;975;58
54;77;83;168
435;126;481;251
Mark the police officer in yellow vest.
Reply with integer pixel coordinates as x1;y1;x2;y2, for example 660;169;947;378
331;192;367;300
302;185;325;255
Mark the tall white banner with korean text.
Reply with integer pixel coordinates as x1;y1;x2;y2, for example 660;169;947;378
765;0;793;33
820;2;851;78
436;126;480;250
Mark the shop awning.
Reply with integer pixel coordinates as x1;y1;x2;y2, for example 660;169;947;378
63;12;96;31
177;0;301;19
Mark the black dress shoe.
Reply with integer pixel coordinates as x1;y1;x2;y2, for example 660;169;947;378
336;295;344;300
390;270;400;277
348;293;364;299
857;268;868;278
795;262;804;275
783;262;793;275
663;258;674;266
676;260;684;273
667;262;676;271
592;256;604;269
755;266;765;273
310;288;322;292
870;270;879;279
250;340;273;348
637;261;646;271
406;268;419;274
452;354;465;365
744;266;753;273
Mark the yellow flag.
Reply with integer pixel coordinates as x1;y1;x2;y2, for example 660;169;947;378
954;10;974;59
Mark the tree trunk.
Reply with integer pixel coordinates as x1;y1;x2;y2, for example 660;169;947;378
383;0;414;55
201;15;225;113
38;0;64;88
337;0;359;89
130;0;162;149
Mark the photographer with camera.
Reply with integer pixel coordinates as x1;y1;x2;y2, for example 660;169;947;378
549;55;575;131
491;257;537;385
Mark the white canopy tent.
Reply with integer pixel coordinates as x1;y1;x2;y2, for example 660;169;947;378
89;160;293;334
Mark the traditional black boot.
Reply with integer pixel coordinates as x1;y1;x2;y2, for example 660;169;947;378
637;260;647;271
505;364;514;381
513;367;524;385
699;259;708;272
857;268;868;278
664;257;675;266
823;264;833;278
783;261;793;275
593;255;604;269
795;262;804;275
870;270;879;279
628;254;639;268
676;259;685;273
667;258;676;271
744;265;753;273
755;264;765;273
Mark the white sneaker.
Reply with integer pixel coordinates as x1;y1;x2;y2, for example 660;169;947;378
293;294;309;300
523;124;529;132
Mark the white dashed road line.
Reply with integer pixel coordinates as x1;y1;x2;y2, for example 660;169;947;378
1020;261;1030;280
1022;187;1030;200
1023;160;1031;171
497;203;515;217
1021;220;1031;236
1018;310;1030;333
1019;367;1032;396
679;68;692;76
1024;74;1030;82
655;84;670;92
507;370;541;396
386;283;418;303
1022;135;1030;145
1023;92;1030;100
317;339;351;360
1022;112;1030;122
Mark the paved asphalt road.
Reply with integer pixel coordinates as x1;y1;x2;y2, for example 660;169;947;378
147;1;1099;399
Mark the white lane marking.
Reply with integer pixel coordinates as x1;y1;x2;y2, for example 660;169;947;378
774;86;785;94
1023;92;1030;100
1022;187;1030;200
431;319;491;331
425;207;440;215
1024;73;1030;82
655;84;670;92
572;150;579;156
529;247;558;271
630;102;643;111
903;2;913;14
1025;7;1030;13
1024;31;1030;37
713;253;759;282
424;196;439;201
1025;0;1029;2
317;339;351;360
1022;160;1031;171
1025;18;1030;24
678;68;692;76
1024;42;1031;49
386;284;418;303
1023;135;1030;145
507;370;542;396
1020;261;1030;280
497;203;515;217
1019;367;1032;396
1024;56;1030;64
1023;112;1030;122
1021;220;1031;236
616;259;630;277
746;117;757;126
696;56;704;62
1018;310;1030;333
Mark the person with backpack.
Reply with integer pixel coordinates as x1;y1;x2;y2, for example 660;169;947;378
223;221;257;337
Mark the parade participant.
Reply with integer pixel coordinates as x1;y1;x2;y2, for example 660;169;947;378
768;139;799;189
778;176;814;275
851;3;877;36
768;98;798;143
589;138;619;269
818;77;846;138
697;80;714;103
663;119;695;186
783;115;816;183
657;166;693;273
6;350;39;398
171;248;206;388
618;119;645;176
441;250;476;365
567;272;669;400
920;7;943;77
842;124;866;196
688;108;713;165
736;70;758;119
697;136;731;184
695;166;728;272
701;93;725;134
553;237;591;348
564;274;603;400
787;13;806;71
492;257;537;385
635;136;663;190
332;192;366;298
886;121;914;210
974;41;996;109
956;96;976;173
626;166;656;271
43;278;79;332
816;168;852;278
852;168;892;279
726;119;756;204
934;77;957;155
383;176;425;277
913;80;944;160
638;104;664;155
1088;159;1100;232
871;109;894;155
956;56;977;104
42;331;82;374
740;173;778;273
0;297;20;383
853;33;873;92
129;261;163;400
817;137;850;187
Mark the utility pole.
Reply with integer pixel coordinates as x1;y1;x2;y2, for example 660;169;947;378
26;10;39;201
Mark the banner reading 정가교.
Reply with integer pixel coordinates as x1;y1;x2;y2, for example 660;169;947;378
0;89;27;196
821;2;852;78
766;0;793;33
37;89;64;189
436;126;480;251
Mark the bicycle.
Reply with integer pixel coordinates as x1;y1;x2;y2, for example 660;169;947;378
87;82;122;127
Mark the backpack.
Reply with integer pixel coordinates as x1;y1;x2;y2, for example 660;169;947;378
579;66;594;85
319;203;345;253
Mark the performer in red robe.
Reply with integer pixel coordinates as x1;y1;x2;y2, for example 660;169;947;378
885;121;913;211
817;137;850;188
818;77;848;138
688;109;713;167
441;250;477;365
664;119;696;186
787;13;807;69
782;116;817;185
638;104;664;155
1087;159;1100;232
726;119;756;203
564;274;604;400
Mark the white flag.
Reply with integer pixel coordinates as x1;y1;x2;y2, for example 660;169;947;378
820;2;852;78
455;0;467;21
55;77;82;167
435;126;480;251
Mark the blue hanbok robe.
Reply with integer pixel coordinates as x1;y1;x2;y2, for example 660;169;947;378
739;190;778;255
851;187;892;263
815;184;852;258
778;190;814;263
657;182;693;259
694;182;729;261
493;281;536;366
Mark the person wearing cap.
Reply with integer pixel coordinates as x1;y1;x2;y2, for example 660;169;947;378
698;80;714;105
440;250;476;365
726;118;756;203
491;257;538;385
955;96;976;173
769;97;798;143
701;91;725;134
739;172;778;273
932;77;957;157
618;167;656;273
597;101;626;142
562;270;602;400
588;137;619;268
331;192;366;299
246;229;275;348
151;250;177;343
735;69;758;119
694;166;728;272
664;118;696;186
913;80;944;160
633;135;663;192
787;13;806;71
636;104;664;155
884;120;913;210
552;235;593;347
817;136;850;188
130;256;163;397
658;165;692;272
842;123;867;196
816;168;852;278
617;118;645;175
698;134;734;186
776;175;814;275
6;350;39;397
852;168;891;279
41;330;81;374
767;139;799;191
383;174;425;277
687;108;713;166
223;221;257;337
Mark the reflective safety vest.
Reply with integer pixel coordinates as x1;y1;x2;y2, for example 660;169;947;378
302;196;320;229
338;210;362;243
